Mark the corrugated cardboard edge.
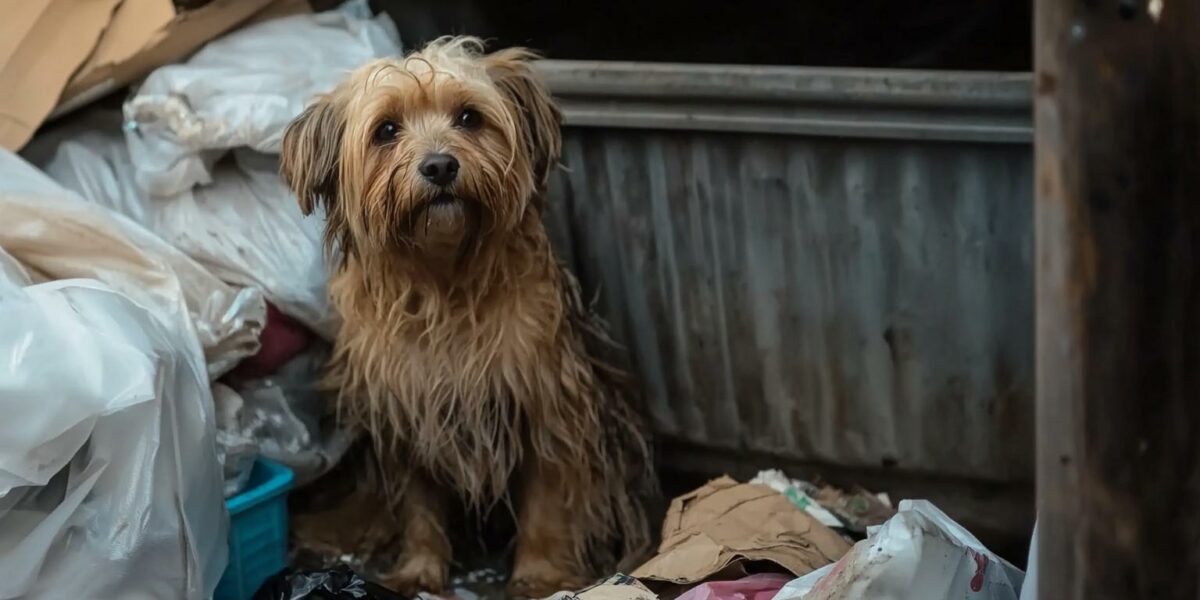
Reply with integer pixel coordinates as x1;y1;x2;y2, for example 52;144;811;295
0;0;124;151
55;0;281;117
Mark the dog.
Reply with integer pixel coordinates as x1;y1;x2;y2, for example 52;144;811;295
280;36;657;598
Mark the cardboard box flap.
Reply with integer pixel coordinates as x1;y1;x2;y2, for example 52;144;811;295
632;477;852;585
0;4;54;61
0;0;123;151
77;0;178;73
61;0;279;108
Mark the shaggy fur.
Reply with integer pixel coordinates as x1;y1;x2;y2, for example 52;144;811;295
280;37;656;597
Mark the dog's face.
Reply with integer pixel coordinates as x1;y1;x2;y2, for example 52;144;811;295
281;37;562;264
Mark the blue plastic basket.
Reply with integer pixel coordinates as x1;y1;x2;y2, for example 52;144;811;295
215;458;294;600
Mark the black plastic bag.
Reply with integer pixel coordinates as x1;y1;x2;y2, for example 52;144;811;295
253;565;407;600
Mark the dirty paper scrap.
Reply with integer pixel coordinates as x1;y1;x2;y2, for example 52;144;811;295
633;476;851;585
750;470;843;530
814;485;896;535
548;574;658;600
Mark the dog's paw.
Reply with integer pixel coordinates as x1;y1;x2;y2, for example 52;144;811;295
507;560;590;599
382;552;448;596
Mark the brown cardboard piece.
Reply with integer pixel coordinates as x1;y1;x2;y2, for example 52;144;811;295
0;0;124;151
0;0;285;151
632;476;852;585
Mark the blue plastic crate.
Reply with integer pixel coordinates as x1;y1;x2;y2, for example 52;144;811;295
215;458;294;600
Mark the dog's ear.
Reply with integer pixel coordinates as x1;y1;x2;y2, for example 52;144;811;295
484;47;563;194
281;93;346;216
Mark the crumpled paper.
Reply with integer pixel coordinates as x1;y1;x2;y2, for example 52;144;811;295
633;476;851;585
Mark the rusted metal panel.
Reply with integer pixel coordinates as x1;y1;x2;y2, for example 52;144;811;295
543;64;1035;484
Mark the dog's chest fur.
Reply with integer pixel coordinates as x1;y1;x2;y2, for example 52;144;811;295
327;248;574;505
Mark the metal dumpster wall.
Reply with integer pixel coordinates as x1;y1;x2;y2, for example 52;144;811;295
539;61;1036;486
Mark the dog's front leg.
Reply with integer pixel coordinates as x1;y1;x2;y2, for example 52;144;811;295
508;461;592;598
381;471;451;595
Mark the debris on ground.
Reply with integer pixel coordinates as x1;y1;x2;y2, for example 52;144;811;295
772;500;1025;600
633;476;852;586
750;470;844;530
253;565;404;600
812;485;896;536
548;574;659;600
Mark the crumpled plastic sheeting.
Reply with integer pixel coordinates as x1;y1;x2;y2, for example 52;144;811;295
232;347;356;487
0;151;232;599
214;383;262;498
42;115;333;339
773;500;1025;600
123;0;401;198
3;149;265;378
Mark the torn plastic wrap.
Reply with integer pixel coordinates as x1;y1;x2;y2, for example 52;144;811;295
122;0;401;198
0;151;233;599
214;383;262;498
231;347;356;487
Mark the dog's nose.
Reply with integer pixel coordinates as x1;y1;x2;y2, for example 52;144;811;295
419;153;459;186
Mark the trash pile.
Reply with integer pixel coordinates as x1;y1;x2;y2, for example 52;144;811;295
553;471;1026;600
0;1;1038;599
1;1;399;598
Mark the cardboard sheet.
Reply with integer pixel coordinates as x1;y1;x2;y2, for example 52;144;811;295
60;0;281;111
632;477;852;585
0;0;284;151
0;0;123;151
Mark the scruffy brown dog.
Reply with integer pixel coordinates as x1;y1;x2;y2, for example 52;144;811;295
280;37;656;598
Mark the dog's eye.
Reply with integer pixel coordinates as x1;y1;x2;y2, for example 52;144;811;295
373;121;399;144
455;108;483;130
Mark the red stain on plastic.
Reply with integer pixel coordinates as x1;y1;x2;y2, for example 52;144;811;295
970;550;988;591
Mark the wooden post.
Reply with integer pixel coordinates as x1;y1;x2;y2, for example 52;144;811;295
1035;0;1199;597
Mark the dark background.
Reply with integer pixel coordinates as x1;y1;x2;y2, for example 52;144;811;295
372;0;1032;70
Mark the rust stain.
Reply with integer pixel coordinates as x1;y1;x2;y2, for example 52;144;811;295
1037;71;1058;94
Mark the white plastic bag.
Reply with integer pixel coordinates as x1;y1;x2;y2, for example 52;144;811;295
775;500;1025;600
123;0;401;197
0;280;226;600
4;147;266;378
0;151;232;599
42;114;333;338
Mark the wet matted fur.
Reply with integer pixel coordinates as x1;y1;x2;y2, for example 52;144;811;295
280;36;657;597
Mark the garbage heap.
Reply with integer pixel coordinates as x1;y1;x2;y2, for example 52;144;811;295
0;1;1034;599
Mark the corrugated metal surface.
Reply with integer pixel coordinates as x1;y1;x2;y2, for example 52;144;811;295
542;62;1035;484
